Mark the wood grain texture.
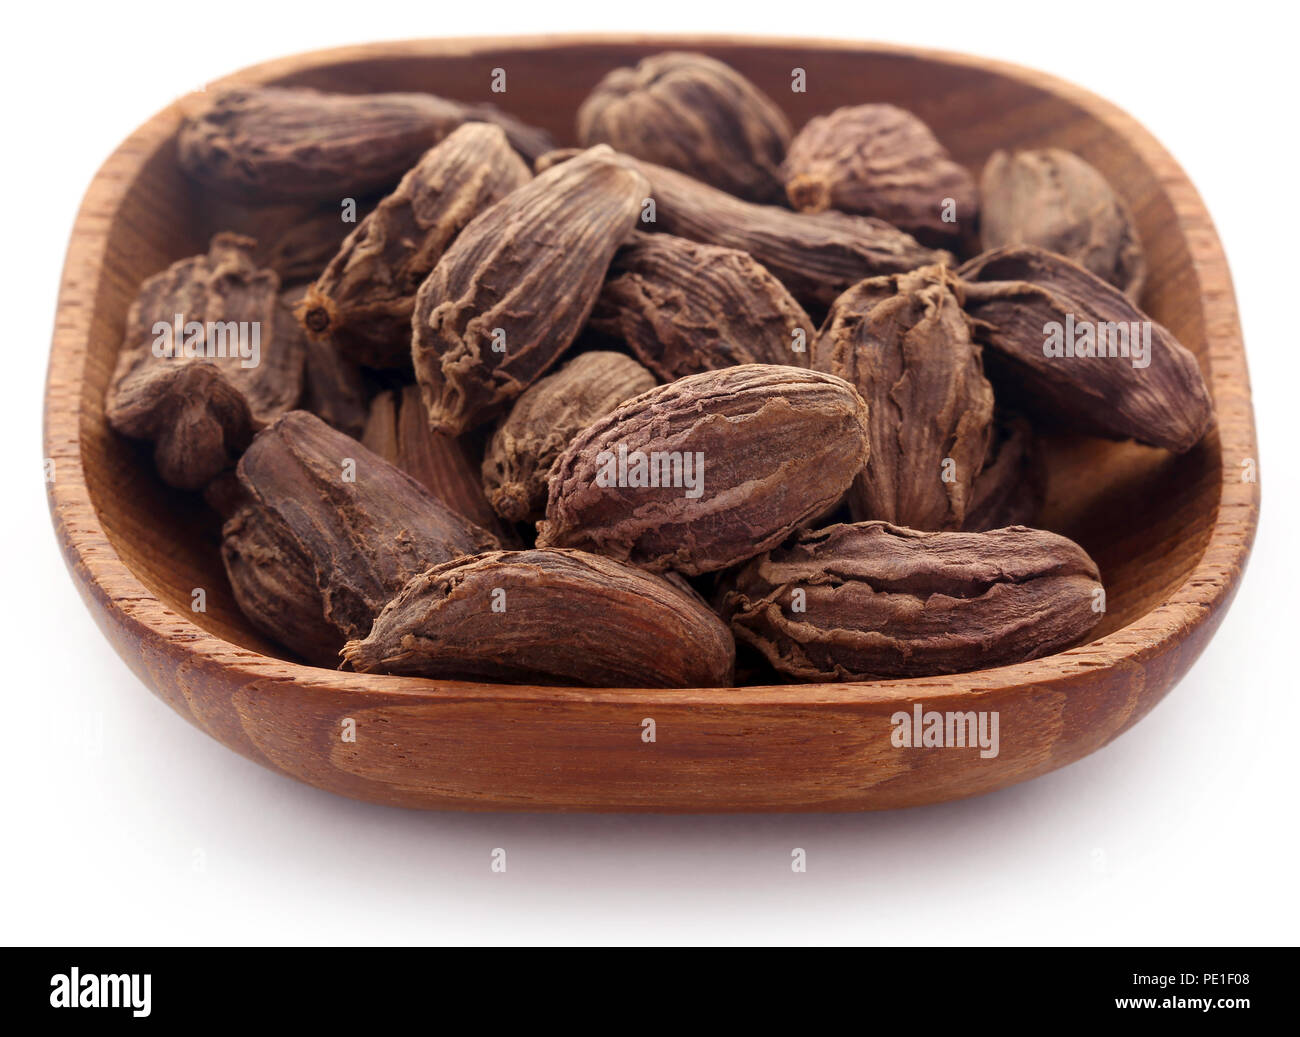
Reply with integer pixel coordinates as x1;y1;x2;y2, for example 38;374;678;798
44;35;1260;812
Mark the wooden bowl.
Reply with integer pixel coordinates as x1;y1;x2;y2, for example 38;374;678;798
45;35;1260;811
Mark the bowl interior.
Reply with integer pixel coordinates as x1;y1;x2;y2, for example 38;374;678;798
78;41;1221;668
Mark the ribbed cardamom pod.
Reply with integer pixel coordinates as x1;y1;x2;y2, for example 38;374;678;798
105;234;305;489
411;146;649;434
178;87;553;203
481;351;656;523
576;51;792;203
361;384;509;540
813;264;993;530
607;154;952;308
962;417;1047;532
589;233;814;380
281;285;369;439
980;148;1145;300
299;123;532;369
342;548;736;688
782;104;977;250
536;365;871;575
255;197;379;286
718;521;1104;680
221;411;497;666
959;246;1214;453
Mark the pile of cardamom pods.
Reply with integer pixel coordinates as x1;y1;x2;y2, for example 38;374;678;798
105;51;1214;687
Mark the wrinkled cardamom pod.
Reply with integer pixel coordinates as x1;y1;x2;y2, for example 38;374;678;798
279;286;369;438
980;148;1145;300
782;104;977;250
202;469;247;520
221;410;497;666
718;521;1104;680
300;123;532;369
962;417;1047;532
608;154;952;308
536;365;871;575
178;87;553;203
589;233;813;380
576;51;792;203
361;384;508;539
959;246;1214;452
813;264;993;530
342;548;736;688
532;147;582;174
105;234;305;489
412;146;649;435
450;101;559;166
256;196;379;286
482;351;656;523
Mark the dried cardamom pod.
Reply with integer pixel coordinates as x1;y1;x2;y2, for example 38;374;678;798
221;410;497;666
255;196;379;286
178;87;553;203
361;385;509;539
482;351;656;523
299;123;532;369
589;233;814;380
605;154;953;308
959;246;1214;453
782;104;977;250
536;365;871;575
412;146;649;434
962;417;1047;532
980;148;1145;299
450;101;559;166
202;468;247;520
342;548;736;688
532;147;582;174
576;51;792;203
107;364;254;491
105;234;305;489
813;264;993;530
718;521;1104;681
278;286;368;438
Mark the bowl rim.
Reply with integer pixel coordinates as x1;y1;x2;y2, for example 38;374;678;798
45;33;1261;711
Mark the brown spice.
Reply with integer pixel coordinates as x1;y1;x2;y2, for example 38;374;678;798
280;285;369;438
590;233;814;380
482;351;656;523
411;146;649;434
959;246;1213;452
300;122;531;369
608;153;953;308
536;364;871;575
105;234;304;489
255;197;379;286
361;385;509;539
814;264;994;530
221;410;497;666
782;104;977;250
980;148;1145;299
577;51;792;203
962;417;1047;532
178;86;553;203
718;521;1104;680
342;548;736;688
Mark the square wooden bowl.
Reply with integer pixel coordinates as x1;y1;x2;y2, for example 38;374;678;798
44;35;1260;811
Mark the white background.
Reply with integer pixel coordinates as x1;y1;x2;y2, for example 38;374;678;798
3;0;1295;945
